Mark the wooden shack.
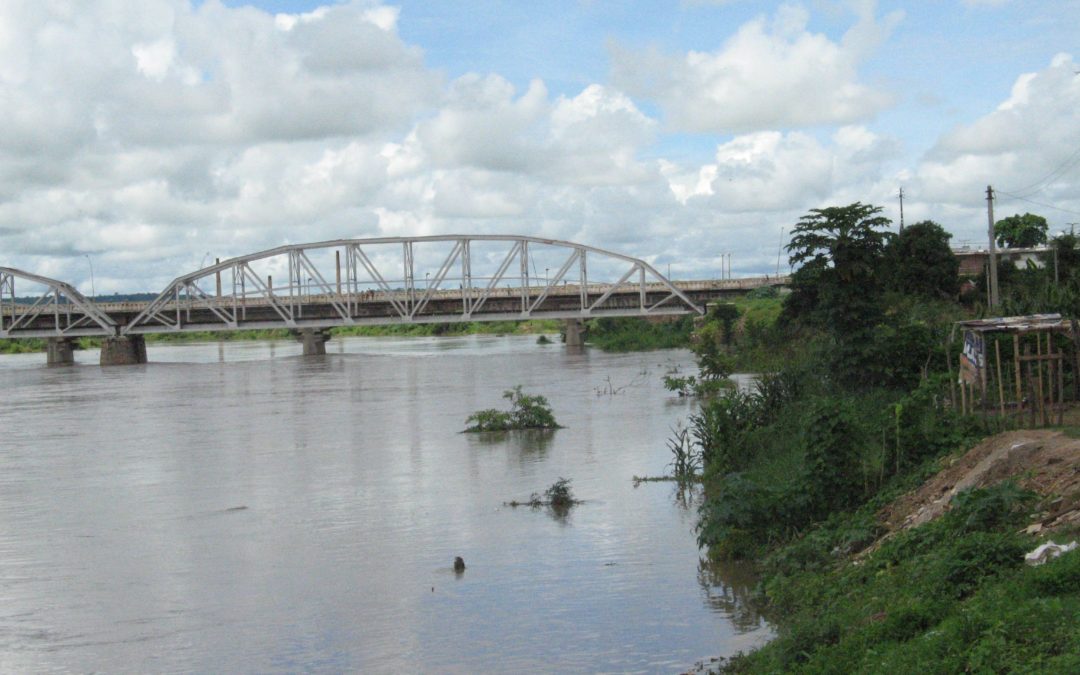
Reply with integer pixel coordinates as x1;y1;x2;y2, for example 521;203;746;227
950;314;1077;426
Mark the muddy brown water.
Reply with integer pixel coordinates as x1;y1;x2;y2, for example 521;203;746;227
0;335;770;672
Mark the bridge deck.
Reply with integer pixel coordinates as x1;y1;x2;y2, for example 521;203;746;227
0;277;786;339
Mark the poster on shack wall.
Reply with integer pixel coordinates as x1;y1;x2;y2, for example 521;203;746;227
960;330;983;385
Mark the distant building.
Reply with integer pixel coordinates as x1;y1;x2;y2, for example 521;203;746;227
952;245;1049;278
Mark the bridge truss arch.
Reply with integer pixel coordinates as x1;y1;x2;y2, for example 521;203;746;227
0;266;118;338
123;235;703;335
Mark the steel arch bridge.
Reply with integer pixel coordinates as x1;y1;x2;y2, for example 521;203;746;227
2;235;708;341
0;266;117;338
121;235;704;335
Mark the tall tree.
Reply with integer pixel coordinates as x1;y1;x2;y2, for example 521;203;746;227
783;203;892;382
784;202;892;331
886;220;959;298
994;212;1048;248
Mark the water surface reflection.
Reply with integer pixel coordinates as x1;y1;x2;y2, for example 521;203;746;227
0;335;771;672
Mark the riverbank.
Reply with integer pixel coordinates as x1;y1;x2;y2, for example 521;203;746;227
0;319;564;354
713;429;1080;673
681;303;1080;671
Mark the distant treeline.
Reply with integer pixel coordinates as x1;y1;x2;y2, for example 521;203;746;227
5;292;158;304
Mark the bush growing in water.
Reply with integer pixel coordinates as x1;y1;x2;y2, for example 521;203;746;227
464;386;561;431
544;478;575;507
507;478;582;510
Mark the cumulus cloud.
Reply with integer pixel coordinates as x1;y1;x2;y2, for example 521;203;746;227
0;0;1074;295
0;0;438;291
610;2;901;133
912;53;1080;223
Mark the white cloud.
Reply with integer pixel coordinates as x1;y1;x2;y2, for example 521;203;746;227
914;53;1080;211
611;2;900;133
665;125;899;211
0;1;1075;296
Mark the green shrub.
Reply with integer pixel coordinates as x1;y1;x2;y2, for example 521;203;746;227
693;390;760;473
464;408;514;432
802;398;863;515
584;316;692;351
946;481;1036;534
464;386;561;431
1027;548;1080;596
931;531;1028;599
544;478;574;507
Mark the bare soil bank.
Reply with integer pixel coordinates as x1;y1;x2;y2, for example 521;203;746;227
879;429;1080;538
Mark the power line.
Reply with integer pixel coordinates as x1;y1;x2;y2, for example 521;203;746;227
995;190;1080;217
1001;143;1080;198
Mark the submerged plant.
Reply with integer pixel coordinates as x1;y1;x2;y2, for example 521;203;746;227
667;422;701;479
506;478;583;511
545;478;575;508
464;386;561;432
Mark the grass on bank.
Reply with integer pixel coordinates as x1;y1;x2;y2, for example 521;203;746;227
720;481;1080;673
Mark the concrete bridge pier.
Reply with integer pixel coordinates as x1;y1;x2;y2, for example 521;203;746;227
100;335;147;366
563;319;586;348
300;329;330;356
46;338;75;366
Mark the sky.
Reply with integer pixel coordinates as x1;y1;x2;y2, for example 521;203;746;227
1;0;1079;294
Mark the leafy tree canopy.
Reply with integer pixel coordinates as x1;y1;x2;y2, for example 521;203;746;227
782;203;894;387
994;212;1048;248
783;203;892;331
886;220;959;298
787;203;892;277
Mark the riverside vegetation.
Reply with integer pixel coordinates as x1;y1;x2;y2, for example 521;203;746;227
0;319;565;354
676;204;1080;672
464;386;561;432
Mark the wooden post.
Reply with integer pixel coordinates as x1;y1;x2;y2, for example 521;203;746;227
946;331;957;410
979;333;989;412
1026;345;1037;428
1036;334;1045;423
1072;319;1080;402
1058;347;1065;425
1047;333;1055;425
1036;334;1047;426
995;339;1006;419
1014;334;1023;406
960;378;968;415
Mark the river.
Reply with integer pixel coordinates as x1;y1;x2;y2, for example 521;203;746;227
0;334;769;673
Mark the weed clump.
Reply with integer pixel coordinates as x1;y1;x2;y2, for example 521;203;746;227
464;386;561;432
506;478;583;510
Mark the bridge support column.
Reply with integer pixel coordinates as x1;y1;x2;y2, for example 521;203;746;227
300;329;330;356
100;335;147;366
46;338;75;366
563;319;586;348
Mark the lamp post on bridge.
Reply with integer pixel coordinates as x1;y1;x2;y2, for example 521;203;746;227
83;254;96;300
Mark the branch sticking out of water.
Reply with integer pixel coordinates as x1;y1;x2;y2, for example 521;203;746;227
505;478;583;508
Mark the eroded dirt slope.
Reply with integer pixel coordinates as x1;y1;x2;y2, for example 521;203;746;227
879;429;1080;535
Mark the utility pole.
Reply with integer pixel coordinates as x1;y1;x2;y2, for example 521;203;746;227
898;187;905;231
986;185;999;311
